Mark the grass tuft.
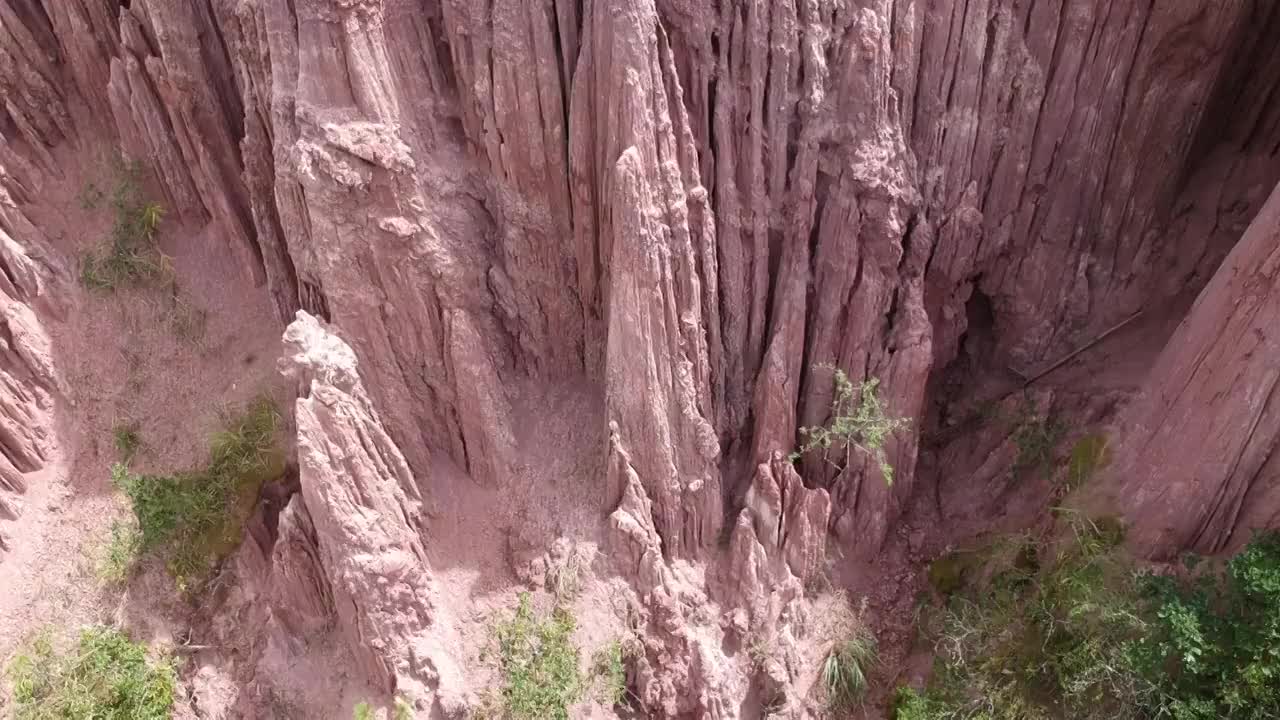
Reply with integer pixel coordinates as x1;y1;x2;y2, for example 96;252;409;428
113;397;282;589
822;626;877;711
6;626;175;720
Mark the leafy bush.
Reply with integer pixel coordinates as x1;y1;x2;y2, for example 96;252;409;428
791;366;909;484
353;702;374;720
488;593;583;719
113;397;282;587
1131;534;1280;718
897;520;1280;720
6;626;175;720
79;162;170;292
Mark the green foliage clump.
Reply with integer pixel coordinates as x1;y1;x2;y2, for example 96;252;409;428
79;162;170;292
1131;533;1280;718
113;397;282;587
791;366;910;485
896;520;1280;720
823;626;877;711
353;702;374;720
487;593;583;719
6;626;175;720
900;516;1147;719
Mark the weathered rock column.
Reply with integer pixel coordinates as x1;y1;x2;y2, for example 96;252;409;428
1112;183;1280;558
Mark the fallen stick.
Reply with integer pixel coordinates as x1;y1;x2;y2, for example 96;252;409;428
1022;309;1144;388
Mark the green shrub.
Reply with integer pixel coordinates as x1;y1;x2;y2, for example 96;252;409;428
6;626;175;720
903;517;1148;719
353;702;374;720
1130;533;1280;719
822;625;877;711
79;162;170;292
897;519;1280;720
113;397;282;588
791;366;909;484
488;593;583;719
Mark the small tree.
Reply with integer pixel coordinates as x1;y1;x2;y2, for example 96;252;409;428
791;366;909;485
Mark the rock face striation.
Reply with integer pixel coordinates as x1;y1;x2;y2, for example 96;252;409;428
3;0;1280;716
1113;183;1280;560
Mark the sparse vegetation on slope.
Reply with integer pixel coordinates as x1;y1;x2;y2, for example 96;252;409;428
792;366;910;484
79;161;170;292
6;626;175;720
113;397;282;588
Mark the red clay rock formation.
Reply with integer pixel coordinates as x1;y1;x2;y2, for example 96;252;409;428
1113;183;1280;559
0;182;61;547
279;311;453;703
2;0;1280;715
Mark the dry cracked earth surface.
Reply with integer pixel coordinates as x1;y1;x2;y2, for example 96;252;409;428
1;1;1279;718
